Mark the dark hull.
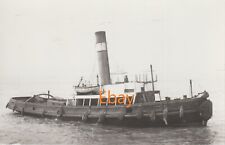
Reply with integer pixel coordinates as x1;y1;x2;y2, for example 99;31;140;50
15;110;204;127
6;96;212;127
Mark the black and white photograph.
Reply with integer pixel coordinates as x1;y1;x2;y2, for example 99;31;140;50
0;0;224;144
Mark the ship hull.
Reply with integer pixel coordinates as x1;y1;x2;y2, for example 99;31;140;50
6;96;212;127
15;110;204;127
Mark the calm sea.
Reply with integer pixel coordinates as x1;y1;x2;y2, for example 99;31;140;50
0;81;224;145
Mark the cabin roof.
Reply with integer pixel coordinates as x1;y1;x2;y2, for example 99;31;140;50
74;92;135;99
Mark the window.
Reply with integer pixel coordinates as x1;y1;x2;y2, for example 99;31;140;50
116;97;125;105
76;99;83;106
109;98;116;105
91;99;98;106
100;98;107;106
126;96;133;105
135;94;145;103
84;99;89;106
124;89;134;93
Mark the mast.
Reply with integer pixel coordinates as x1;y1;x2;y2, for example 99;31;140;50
97;75;99;86
48;90;50;99
190;79;193;97
77;77;83;87
150;65;155;96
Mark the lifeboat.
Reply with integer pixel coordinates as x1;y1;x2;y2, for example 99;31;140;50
75;86;100;95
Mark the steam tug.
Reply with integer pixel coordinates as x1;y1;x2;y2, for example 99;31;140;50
6;31;212;126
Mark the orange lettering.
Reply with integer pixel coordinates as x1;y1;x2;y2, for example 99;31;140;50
99;89;106;105
117;94;125;104
126;95;133;108
108;90;116;105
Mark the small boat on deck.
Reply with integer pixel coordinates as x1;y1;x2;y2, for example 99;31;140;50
6;31;213;126
74;77;100;95
75;86;99;95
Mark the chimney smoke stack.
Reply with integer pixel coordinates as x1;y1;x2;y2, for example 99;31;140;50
95;31;111;85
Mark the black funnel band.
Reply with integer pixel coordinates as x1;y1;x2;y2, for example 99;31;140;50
95;31;106;43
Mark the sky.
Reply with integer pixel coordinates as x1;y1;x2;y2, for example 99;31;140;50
0;0;224;97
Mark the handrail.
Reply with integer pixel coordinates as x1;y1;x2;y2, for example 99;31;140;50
36;93;55;99
25;93;56;102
